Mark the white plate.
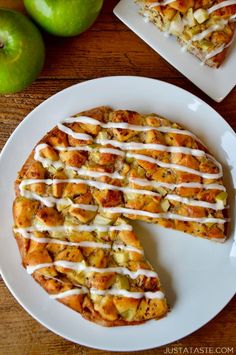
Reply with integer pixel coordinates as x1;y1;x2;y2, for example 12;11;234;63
114;0;236;102
0;76;236;352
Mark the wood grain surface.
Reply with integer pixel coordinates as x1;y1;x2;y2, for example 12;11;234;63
0;1;235;354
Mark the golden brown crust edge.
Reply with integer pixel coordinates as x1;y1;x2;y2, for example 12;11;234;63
33;274;168;327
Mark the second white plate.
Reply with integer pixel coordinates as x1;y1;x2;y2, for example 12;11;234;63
114;0;236;102
0;76;236;351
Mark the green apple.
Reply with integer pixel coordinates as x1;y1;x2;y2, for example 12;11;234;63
0;9;45;95
23;0;104;37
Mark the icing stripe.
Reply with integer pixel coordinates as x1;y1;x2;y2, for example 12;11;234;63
65;166;124;180
57;122;93;141
55;145;125;157
16;230;144;254
126;153;222;179
147;0;236;14
35;144;226;191
208;0;236;14
165;194;225;210
34;144;64;169
50;288;85;299
148;0;175;8
26;261;158;279
202;31;236;63
66;167;124;180
58;114;211;152
14;224;132;233
19;179;226;210
49;287;164;300
35;142;222;180
70;203;98;211
19;179;161;207
95;139;209;157
101;207;227;224
129;177;226;191
182;20;228;52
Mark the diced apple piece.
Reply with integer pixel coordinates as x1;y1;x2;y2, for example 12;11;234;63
114;275;129;290
169;13;184;36
113;297;139;322
93;214;112;225
113;251;129;265
157;187;167;196
161;199;170;212
185;8;196;27
215;191;228;208
120;308;137;322
94;295;118;321
215;191;227;203
194;8;209;24
57;198;72;211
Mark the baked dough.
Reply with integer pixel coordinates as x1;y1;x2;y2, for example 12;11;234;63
135;0;236;67
13;106;228;326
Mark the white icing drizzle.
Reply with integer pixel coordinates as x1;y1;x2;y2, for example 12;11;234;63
96;139;209;157
55;145;125;157
89;288;164;299
35;140;222;188
166;194;225;210
144;0;236;64
58;115;209;147
35;142;222;180
99;147;125;157
16;229;144;254
129;177;226;191
23;180;227;211
49;286;164;300
19;179;225;212
182;20;228;51
14;224;132;233
126;153;222;179
148;0;236;13
35;144;125;180
57;121;93;141
49;288;86;299
34;144;64;169
112;244;144;254
55;145;93;152
27;263;54;273
19;176;226;212
19;179;161;207
70;203;98;211
34;143;225;191
26;261;158;279
101;207;227;224
208;0;236;14
148;0;175;8
66;167;124;180
203;30;236;62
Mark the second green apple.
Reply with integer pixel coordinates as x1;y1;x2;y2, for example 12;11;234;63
24;0;104;37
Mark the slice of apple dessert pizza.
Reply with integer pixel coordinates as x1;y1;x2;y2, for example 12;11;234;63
13;106;228;326
135;0;236;67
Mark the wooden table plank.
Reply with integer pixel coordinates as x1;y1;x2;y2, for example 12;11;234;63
0;0;235;354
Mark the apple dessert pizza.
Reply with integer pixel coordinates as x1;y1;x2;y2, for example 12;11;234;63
13;106;228;326
135;0;236;67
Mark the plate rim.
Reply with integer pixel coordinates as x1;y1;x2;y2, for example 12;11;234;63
0;75;236;351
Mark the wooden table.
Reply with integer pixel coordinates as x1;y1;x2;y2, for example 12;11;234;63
0;1;235;354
